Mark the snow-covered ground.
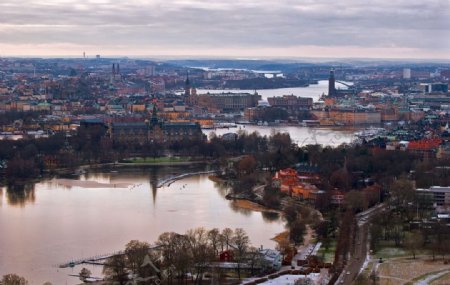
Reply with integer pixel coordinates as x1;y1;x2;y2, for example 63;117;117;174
414;269;450;285
257;273;321;285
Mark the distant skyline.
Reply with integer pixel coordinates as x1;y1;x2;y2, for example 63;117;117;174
0;0;449;59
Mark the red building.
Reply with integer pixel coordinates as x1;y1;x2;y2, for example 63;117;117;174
219;250;233;262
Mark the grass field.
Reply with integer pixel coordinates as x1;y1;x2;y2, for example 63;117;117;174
375;256;450;285
373;240;429;259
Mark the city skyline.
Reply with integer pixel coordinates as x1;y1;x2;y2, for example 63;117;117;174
0;0;449;59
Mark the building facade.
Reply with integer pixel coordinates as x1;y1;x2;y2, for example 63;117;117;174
193;92;261;112
267;95;313;110
416;186;450;212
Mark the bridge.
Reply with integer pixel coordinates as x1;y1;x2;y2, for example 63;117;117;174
58;245;162;268
336;80;354;89
157;170;217;188
58;250;125;268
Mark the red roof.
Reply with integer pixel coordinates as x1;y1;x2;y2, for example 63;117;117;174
408;138;442;151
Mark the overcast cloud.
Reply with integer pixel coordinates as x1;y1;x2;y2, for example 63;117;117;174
0;0;449;58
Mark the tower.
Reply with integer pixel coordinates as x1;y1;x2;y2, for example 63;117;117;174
111;63;116;84
328;69;336;96
150;98;159;127
184;71;191;97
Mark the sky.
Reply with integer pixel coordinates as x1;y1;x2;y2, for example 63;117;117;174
0;0;449;59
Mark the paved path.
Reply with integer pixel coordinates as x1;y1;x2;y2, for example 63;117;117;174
414;269;450;285
335;203;388;285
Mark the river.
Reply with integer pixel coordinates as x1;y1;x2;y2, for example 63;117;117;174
204;125;355;147
0;166;284;284
196;80;351;102
199;80;356;146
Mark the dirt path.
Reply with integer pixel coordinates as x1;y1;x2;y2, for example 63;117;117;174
414;269;450;285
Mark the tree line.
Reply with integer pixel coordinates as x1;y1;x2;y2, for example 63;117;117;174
101;227;273;285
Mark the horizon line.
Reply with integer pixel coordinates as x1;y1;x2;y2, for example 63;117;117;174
1;54;450;63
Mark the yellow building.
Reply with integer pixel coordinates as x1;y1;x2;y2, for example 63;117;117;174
312;109;381;125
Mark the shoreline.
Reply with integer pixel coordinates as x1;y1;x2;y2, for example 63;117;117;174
0;159;213;188
114;160;210;167
231;199;281;214
228;122;368;132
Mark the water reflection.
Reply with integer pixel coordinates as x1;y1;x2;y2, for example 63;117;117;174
0;166;284;285
212;180;230;198
262;211;281;222
149;166;159;203
5;183;36;206
229;201;253;216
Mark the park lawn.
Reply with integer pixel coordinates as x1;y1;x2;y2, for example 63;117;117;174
123;156;191;163
407;268;450;285
373;240;428;259
377;256;450;285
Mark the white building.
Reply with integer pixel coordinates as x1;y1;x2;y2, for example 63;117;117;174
416;186;450;211
403;68;411;79
259;248;282;270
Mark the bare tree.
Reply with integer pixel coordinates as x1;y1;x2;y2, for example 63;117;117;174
208;228;221;256
79;268;91;283
103;255;129;285
1;274;28;285
390;178;415;206
221;228;234;251
247;247;264;275
187;228;214;285
231;228;250;279
125;240;152;278
404;230;424;259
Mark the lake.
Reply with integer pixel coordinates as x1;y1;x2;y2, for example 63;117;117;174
0;166;284;284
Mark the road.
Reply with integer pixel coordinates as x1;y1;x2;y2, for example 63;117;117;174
335;203;388;285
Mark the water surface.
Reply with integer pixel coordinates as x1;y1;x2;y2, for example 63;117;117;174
0;166;284;284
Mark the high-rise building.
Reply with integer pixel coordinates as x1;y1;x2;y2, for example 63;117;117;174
146;65;156;76
328;69;336;96
403;68;411;79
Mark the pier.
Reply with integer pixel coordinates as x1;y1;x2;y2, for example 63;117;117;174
58;251;124;268
58;245;161;268
157;170;217;188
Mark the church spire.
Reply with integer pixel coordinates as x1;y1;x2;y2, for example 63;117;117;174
150;98;159;126
184;71;191;97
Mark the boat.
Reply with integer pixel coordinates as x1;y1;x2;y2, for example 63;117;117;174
354;127;386;139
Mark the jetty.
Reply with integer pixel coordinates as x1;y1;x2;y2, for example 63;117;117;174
157;170;217;188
